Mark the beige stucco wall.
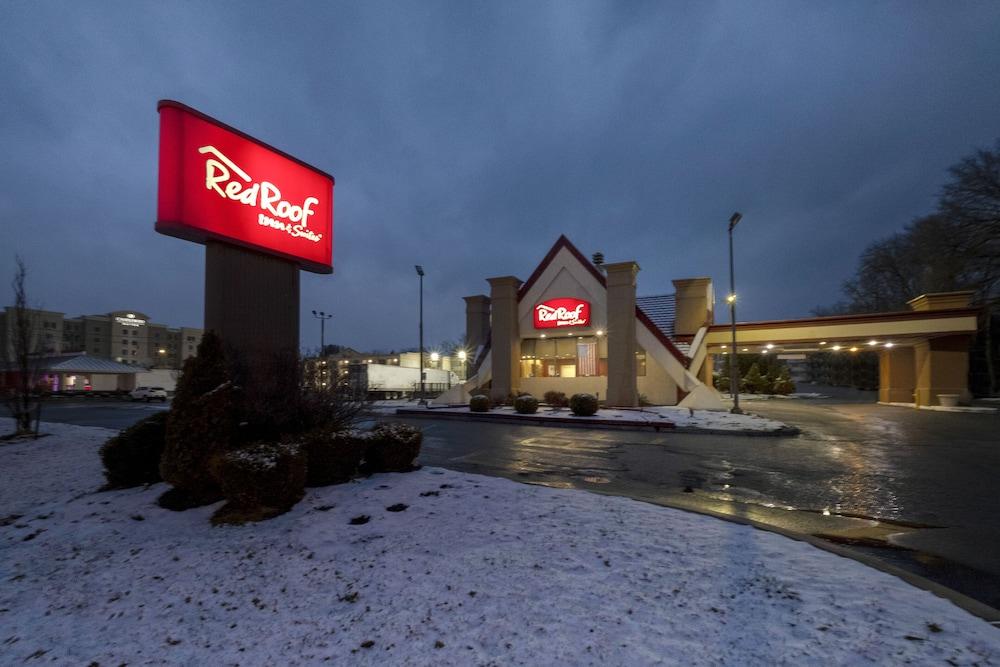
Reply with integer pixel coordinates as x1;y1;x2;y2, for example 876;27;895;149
605;261;639;407
878;347;915;403
672;277;713;336
638;351;677;405
518;360;677;406
517;254;607;336
520;376;607;401
914;335;972;406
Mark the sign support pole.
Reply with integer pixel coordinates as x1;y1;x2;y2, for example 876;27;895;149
204;241;299;375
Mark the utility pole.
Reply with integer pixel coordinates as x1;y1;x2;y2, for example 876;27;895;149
415;265;425;403
728;212;743;415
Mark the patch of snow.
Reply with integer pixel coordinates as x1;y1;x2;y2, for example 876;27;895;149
2;418;999;665
369;399;422;415
406;405;790;432
918;405;998;414
727;392;830;401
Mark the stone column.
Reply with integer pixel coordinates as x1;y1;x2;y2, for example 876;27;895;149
878;347;915;403
487;276;521;402
671;277;714;335
907;291;975;406
463;295;491;352
605;261;639;407
913;336;973;406
699;354;714;386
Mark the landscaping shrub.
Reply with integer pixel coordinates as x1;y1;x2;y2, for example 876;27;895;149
771;366;796;395
469;394;490;412
715;374;730;393
743;363;766;394
299;427;363;486
212;441;306;524
99;412;167;488
543;390;568;408
160;332;243;507
514;394;539;414
569;393;598;416
363;422;423;472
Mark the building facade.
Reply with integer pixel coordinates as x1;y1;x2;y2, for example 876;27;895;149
443;236;716;407
441;236;980;408
0;307;203;370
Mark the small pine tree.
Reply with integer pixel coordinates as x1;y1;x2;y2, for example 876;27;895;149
743;363;765;394
772;365;795;395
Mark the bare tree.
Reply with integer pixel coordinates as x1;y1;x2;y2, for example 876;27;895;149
939;139;1000;393
833;215;969;314
3;257;41;434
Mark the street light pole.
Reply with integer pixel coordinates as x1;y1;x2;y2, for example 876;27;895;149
311;310;333;354
415;265;425;403
728;212;743;415
311;310;333;389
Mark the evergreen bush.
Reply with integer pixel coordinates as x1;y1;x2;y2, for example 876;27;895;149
543;390;568;408
299;427;364;486
469;394;490;412
569;393;598;416
514;394;539;414
363;422;423;472
159;332;243;507
743;363;765;394
212;441;306;524
99;412;167;488
771;366;796;395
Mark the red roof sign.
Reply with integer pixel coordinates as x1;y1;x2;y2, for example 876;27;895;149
534;298;591;329
155;100;334;274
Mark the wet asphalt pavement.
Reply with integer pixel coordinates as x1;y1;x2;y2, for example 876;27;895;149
406;396;1000;610
34;393;1000;610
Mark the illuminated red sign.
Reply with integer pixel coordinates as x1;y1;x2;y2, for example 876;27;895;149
156;100;334;274
534;298;591;329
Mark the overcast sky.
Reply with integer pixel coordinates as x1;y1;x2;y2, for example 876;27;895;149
2;2;999;352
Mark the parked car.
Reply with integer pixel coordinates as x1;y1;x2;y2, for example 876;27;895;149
130;386;168;402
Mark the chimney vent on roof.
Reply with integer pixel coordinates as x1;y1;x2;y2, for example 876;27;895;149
592;251;604;267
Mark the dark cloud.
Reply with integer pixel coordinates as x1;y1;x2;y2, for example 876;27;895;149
2;1;999;351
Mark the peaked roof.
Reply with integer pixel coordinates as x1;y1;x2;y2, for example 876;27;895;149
516;235;690;367
636;294;690;357
517;235;607;301
24;354;141;374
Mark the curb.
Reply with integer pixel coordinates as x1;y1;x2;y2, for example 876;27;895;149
394;408;798;437
578;486;1000;626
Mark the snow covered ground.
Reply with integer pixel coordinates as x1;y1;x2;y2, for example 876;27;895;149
393;404;792;433
729;392;831;401
2;418;999;665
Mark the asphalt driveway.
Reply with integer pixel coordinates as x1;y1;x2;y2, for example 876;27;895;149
407;397;1000;609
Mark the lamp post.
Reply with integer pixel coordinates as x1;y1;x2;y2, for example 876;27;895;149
415;265;425;403
457;349;467;382
311;310;332;355
727;212;743;415
311;310;332;390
